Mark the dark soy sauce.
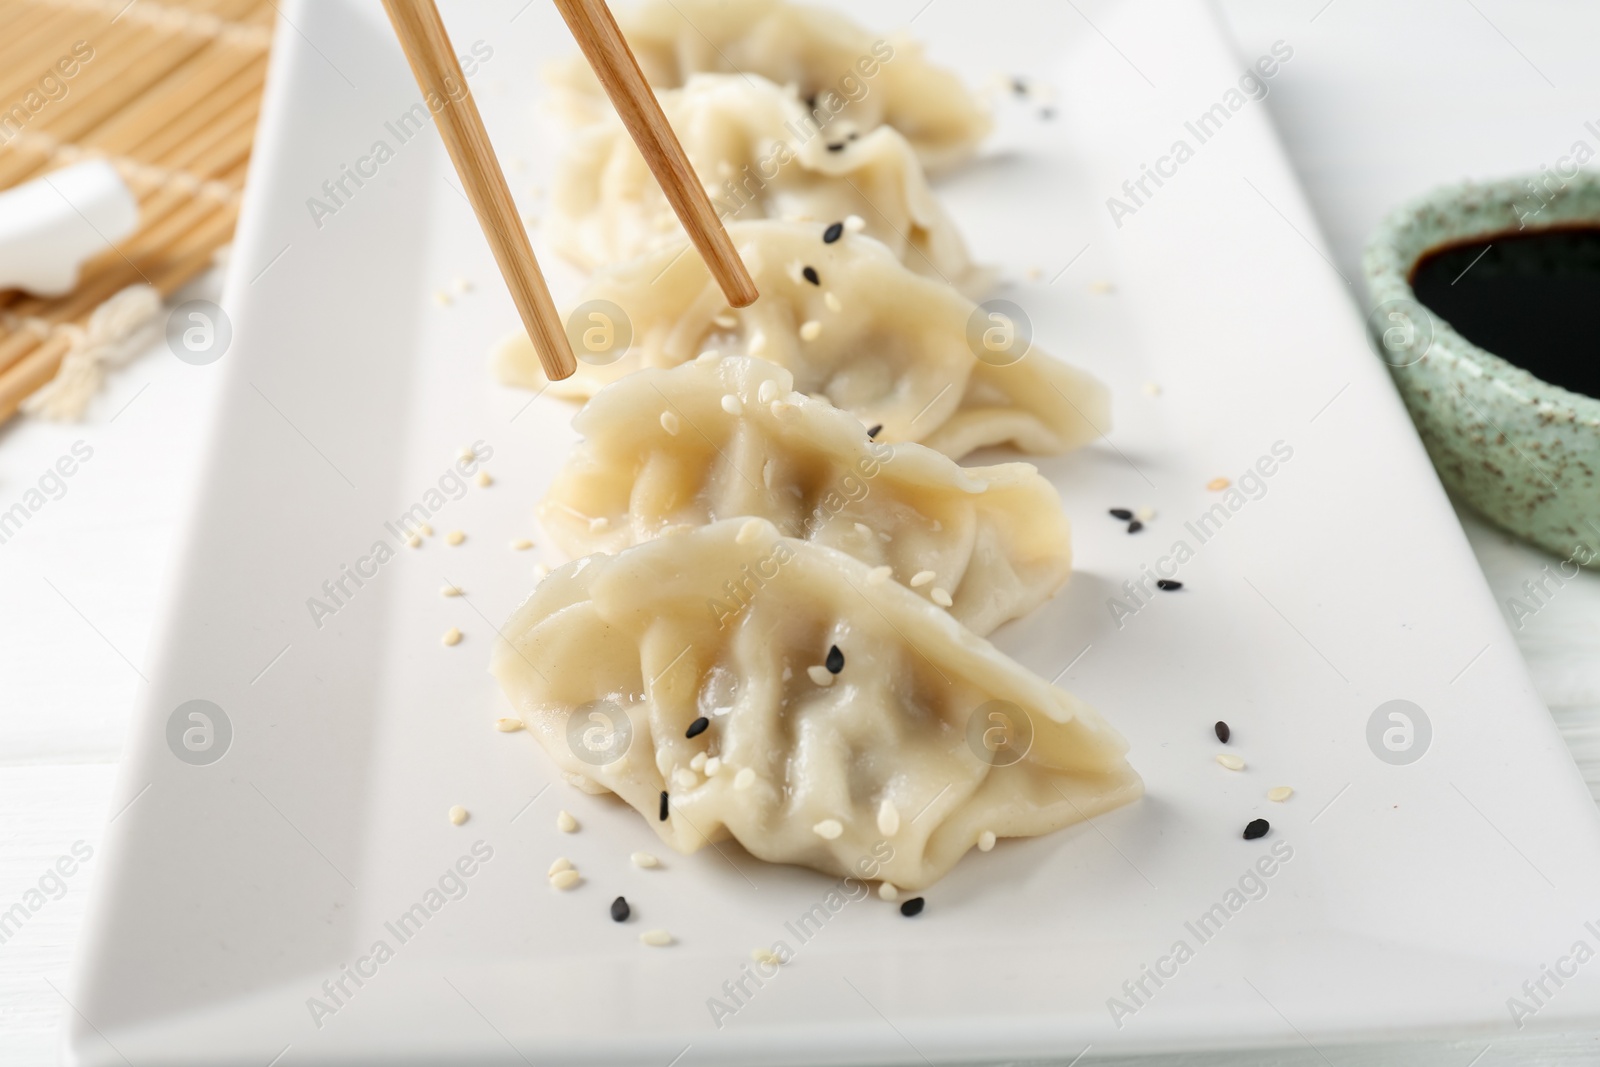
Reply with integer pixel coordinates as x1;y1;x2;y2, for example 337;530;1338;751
1410;226;1600;399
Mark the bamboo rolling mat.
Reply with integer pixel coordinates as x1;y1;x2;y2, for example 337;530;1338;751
0;0;276;425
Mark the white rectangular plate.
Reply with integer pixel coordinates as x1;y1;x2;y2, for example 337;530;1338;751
70;0;1600;1063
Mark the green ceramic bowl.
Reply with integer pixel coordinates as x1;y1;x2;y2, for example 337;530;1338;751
1364;174;1600;567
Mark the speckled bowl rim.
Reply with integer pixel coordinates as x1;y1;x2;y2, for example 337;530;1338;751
1363;173;1600;428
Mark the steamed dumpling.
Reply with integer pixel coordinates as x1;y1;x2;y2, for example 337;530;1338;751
494;221;1110;460
549;73;991;297
491;520;1141;890
544;0;991;172
541;356;1073;635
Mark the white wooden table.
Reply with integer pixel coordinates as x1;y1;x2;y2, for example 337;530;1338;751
2;0;1597;1062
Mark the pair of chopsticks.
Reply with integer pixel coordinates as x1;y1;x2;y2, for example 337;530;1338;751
380;0;758;382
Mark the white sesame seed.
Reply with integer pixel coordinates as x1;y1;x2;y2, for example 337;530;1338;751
1216;753;1245;771
877;799;900;837
806;665;835;686
433;290;452;307
704;757;722;776
446;530;466;545
713;313;737;329
631;851;660;868
690;751;708;771
510;538;534;550
448;805;468;825
978;830;996;852
813;819;844;840
748;331;769;356
757;379;779;403
930;587;953;607
407;534;422;548
550;868;581;890
420;524;434;536
673;767;699;789
909;570;936;587
659;410;681;435
785;260;805;284
734;768;756;791
640;929;674;946
494;717;523;732
1142;382;1163;396
824;291;842;312
867;565;892;585
475;469;493;487
877;881;899;901
548;857;573;876
457;447;475;462
1025;266;1044;281
1268;786;1294;802
751;947;781;967
532;564;549;579
844;214;866;233
442;627;462;646
1135;506;1155;522
1090;280;1115;294
441;584;462;597
556;810;578;833
799;320;822;341
737;518;764;544
721;394;744;415
453;277;473;294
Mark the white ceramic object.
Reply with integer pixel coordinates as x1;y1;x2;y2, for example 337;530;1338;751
0;160;138;296
68;0;1600;1064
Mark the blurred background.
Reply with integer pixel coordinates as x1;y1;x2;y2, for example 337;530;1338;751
0;0;1597;1060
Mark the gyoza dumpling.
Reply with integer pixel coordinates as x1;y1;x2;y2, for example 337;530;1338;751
549;73;991;297
541;356;1071;635
494;220;1110;460
544;0;991;173
491;520;1141;890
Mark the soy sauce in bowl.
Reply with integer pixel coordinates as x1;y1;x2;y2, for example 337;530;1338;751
1409;226;1600;400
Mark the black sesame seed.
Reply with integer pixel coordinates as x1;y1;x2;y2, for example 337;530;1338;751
1156;579;1183;591
899;897;925;917
1109;508;1133;520
659;791;669;821
805;94;818;110
686;716;710;739
610;896;630;922
1011;77;1028;95
1214;720;1230;743
827;142;846;152
1243;818;1270;841
1039;108;1056;121
867;424;883;439
823;221;844;243
826;645;844;674
847;131;859;141
1127;520;1144;534
802;265;820;286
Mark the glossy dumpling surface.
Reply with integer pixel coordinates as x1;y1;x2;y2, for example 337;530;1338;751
548;74;990;296
491;520;1142;890
544;0;991;172
541;356;1072;635
494;220;1110;460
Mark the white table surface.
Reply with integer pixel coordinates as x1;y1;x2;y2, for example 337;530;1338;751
2;1;1598;1063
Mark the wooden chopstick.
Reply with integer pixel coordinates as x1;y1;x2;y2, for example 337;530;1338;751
380;0;577;382
552;0;759;309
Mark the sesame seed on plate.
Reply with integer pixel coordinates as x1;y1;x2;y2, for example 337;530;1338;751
721;394;744;415
1215;720;1231;743
550;868;581;890
878;882;899;902
407;534;422;548
457;447;475;462
446;530;465;545
1207;477;1231;491
532;564;549;579
877;799;900;836
813;819;844;840
752;947;781;967
1243;819;1270;840
825;645;844;674
802;266;820;286
844;215;866;233
442;627;462;646
475;469;493;487
495;717;524;732
631;851;660;868
1216;753;1245;771
660;411;681;435
548;857;572;876
557;810;578;833
510;538;534;550
1089;281;1115;294
640;929;674;946
1109;508;1133;520
909;570;935;587
420;524;434;537
1157;579;1182;591
1127;520;1144;534
433;290;452;307
978;830;996;852
611;896;630;922
806;665;835;686
441;584;463;597
900;897;925;917
1026;266;1044;281
686;716;710;738
733;768;756;791
1268;786;1294;802
1142;382;1163;396
448;805;468;825
823;221;845;243
930;587;953;607
658;791;669;820
1136;506;1155;522
824;291;842;312
867;565;891;585
799;320;822;341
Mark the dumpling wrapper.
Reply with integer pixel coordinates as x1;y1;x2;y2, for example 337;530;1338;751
542;356;1072;636
544;0;992;173
548;73;992;297
494;220;1110;460
491;520;1142;891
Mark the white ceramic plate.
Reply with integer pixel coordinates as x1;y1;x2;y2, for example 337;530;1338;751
69;0;1600;1064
